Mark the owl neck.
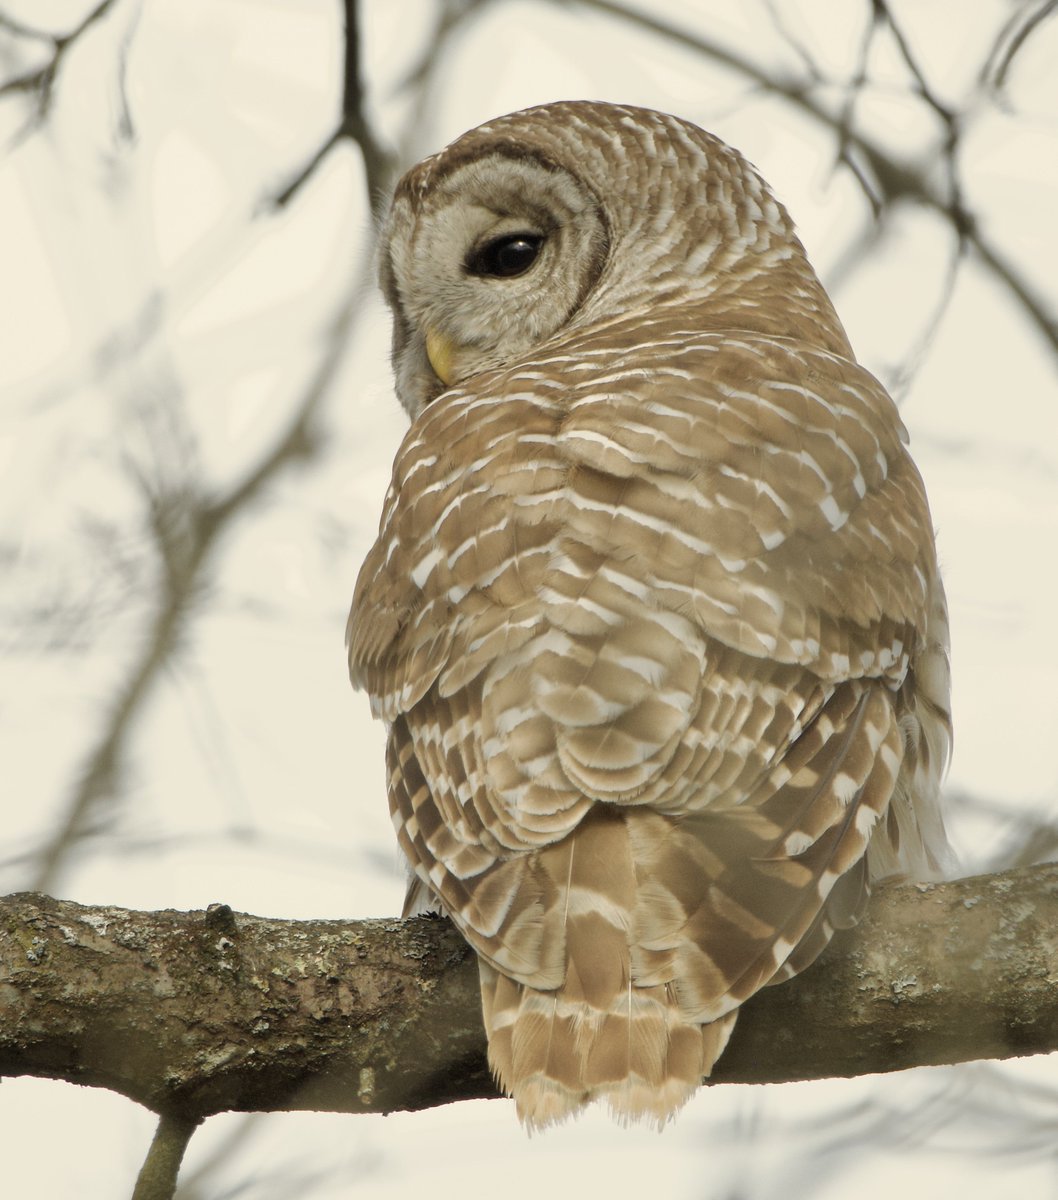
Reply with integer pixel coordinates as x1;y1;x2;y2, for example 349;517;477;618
581;200;856;359
584;255;856;361
684;268;856;359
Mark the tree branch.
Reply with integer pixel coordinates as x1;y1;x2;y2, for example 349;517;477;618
3;866;1058;1123
272;0;395;215
0;0;124;143
131;1111;199;1200
26;282;363;895
983;0;1058;92
583;0;1058;354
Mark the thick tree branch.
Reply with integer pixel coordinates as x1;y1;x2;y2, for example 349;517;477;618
3;866;1058;1122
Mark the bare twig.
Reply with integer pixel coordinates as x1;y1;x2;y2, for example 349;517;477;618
875;0;971;244
272;0;395;215
20;0;392;892
971;225;1058;350
28;287;364;894
829;3;885;217
0;0;123;141
983;0;1058;92
131;1112;200;1200
880;222;965;402
582;0;1058;353
0;11;54;40
394;0;489;94
762;0;824;81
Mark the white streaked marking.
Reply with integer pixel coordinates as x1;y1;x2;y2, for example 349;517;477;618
538;588;623;626
410;546;444;589
564;886;631;930
855;804;883;836
783;830;814;855
555;487;720;558
819;493;848;530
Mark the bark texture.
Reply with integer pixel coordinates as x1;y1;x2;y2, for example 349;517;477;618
2;866;1057;1121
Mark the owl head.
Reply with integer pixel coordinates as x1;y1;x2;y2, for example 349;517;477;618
379;101;848;416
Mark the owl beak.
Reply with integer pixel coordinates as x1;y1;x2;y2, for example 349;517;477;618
425;328;460;387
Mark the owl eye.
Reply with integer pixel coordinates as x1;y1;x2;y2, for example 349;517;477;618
466;233;544;278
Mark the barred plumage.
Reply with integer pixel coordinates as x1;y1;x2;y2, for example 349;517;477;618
347;101;951;1127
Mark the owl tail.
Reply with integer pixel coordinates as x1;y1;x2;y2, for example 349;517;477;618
479;960;738;1130
475;805;738;1129
473;683;904;1128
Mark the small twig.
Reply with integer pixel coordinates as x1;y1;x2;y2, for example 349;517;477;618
29;283;365;893
971;221;1058;350
762;0;825;81
830;2;885;218
393;0;487;95
586;0;1056;353
875;0;972;244
881;223;966;403
271;126;344;209
0;11;54;39
199;286;361;532
131;1111;200;1200
272;0;394;216
983;0;1058;91
0;0;122;141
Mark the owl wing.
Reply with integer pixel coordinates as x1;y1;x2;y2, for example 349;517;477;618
350;331;936;692
348;329;948;1033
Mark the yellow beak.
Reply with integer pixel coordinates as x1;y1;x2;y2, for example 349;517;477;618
425;328;460;387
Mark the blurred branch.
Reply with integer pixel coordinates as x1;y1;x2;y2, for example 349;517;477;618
28;289;362;895
582;0;1058;353
272;0;395;216
875;0;970;243
5;865;1058;1129
20;0;388;896
391;0;490;151
881;223;965;401
950;788;1058;873
827;1;883;216
971;227;1058;352
0;0;122;141
983;0;1058;91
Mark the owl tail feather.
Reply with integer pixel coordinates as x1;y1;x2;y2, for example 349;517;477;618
479;961;738;1129
474;804;746;1129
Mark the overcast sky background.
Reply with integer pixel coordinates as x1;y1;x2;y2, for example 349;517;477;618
2;1;1058;1196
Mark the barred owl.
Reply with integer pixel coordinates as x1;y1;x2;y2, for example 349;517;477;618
347;101;951;1128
